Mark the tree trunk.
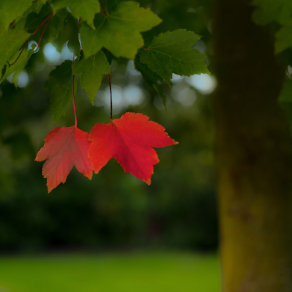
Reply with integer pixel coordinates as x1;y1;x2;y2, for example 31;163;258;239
213;0;292;291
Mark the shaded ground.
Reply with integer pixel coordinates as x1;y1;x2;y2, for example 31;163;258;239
0;252;220;292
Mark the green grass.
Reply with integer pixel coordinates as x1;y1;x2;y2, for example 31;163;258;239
0;252;220;292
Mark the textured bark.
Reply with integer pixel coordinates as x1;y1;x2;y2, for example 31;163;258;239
213;0;292;291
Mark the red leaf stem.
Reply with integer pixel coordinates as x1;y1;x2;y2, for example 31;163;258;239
71;17;81;127
32;12;53;35
108;74;112;120
35;16;51;51
72;56;78;127
9;12;54;66
99;0;107;16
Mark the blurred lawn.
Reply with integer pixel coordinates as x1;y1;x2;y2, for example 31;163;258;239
0;252;220;292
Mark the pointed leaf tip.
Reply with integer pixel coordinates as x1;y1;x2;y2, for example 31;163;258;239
36;126;93;192
88;112;178;184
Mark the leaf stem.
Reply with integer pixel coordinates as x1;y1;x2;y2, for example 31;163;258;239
10;20;16;28
99;0;107;16
72;55;77;126
35;16;51;51
71;18;81;127
108;74;112;120
32;12;54;35
71;72;78;127
9;12;54;66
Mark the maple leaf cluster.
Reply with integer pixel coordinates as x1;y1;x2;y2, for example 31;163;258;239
36;112;178;193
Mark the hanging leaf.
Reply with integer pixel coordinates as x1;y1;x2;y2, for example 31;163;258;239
52;0;100;30
140;29;210;85
275;21;292;53
88;112;178;184
53;13;80;56
80;1;161;59
36;126;93;193
0;0;33;31
0;48;34;85
44;60;72;123
73;50;110;104
0;28;30;72
135;49;166;106
252;0;292;25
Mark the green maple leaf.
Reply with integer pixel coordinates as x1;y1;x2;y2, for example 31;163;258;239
278;80;292;127
52;0;100;30
21;1;44;22
73;50;110;104
80;1;161;59
101;0;126;13
23;1;44;17
275;21;292;53
134;50;166;106
140;29;209;85
0;0;33;30
44;60;72;122
279;80;292;103
0;47;34;86
102;48;117;65
53;13;80;56
12;1;45;28
252;0;292;25
0;28;30;71
25;3;53;33
25;4;68;46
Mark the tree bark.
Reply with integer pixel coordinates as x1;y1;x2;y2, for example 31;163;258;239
213;0;292;291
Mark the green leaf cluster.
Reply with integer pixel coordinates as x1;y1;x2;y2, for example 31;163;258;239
253;0;292;53
0;0;210;122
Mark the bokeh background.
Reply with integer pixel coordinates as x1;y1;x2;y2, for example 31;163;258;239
0;0;221;291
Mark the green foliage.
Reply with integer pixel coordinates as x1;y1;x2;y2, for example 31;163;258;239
44;60;73;122
279;80;292;102
279;80;292;128
52;0;100;29
45;9;69;43
80;1;162;59
0;0;33;31
0;0;217;253
135;50;166;106
0;0;211;120
21;1;44;21
140;30;210;85
25;3;53;33
0;28;30;70
53;13;80;56
73;51;110;104
252;0;292;25
275;21;292;53
0;48;34;87
253;0;292;53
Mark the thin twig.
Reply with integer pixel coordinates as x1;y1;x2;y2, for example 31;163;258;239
10;20;16;28
35;16;51;51
99;0;107;16
9;12;54;66
71;17;81;127
72;72;78;127
108;74;112;120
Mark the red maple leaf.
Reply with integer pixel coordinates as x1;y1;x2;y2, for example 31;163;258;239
88;112;178;184
35;126;93;192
